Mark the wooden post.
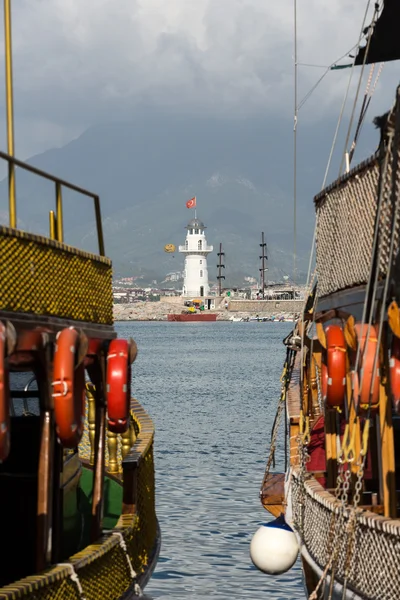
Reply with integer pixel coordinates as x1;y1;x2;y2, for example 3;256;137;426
36;410;53;570
289;422;300;467
379;382;396;517
325;409;337;489
346;372;361;477
86;383;96;465
107;429;119;474
121;418;133;461
88;355;107;541
36;342;57;570
51;439;63;564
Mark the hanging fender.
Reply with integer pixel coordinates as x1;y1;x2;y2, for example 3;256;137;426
389;334;400;413
106;339;131;434
0;322;10;463
52;327;86;448
323;325;346;407
352;323;380;414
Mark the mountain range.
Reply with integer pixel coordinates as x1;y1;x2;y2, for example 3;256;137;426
0;111;380;285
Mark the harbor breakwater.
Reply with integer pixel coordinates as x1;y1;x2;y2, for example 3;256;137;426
113;299;304;321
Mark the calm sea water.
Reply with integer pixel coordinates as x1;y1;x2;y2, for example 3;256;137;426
116;321;305;600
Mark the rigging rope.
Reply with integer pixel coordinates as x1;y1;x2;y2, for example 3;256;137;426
348;62;384;165
339;1;379;175
297;42;359;112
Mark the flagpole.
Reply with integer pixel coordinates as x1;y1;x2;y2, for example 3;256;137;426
194;196;197;219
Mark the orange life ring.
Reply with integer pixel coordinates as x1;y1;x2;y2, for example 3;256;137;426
389;335;400;413
324;325;346;407
106;339;130;434
0;322;10;462
352;323;380;413
52;327;85;448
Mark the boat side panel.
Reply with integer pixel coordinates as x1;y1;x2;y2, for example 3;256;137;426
0;226;113;324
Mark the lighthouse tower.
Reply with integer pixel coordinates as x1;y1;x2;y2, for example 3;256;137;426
179;217;213;297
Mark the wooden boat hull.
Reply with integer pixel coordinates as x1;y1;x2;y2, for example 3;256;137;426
168;313;217;322
0;399;159;599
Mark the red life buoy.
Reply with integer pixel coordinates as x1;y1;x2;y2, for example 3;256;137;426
52;327;85;448
106;339;131;433
389;335;400;413
352;323;380;413
324;325;346;407
0;322;10;462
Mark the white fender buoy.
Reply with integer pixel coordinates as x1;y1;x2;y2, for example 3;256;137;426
250;514;299;575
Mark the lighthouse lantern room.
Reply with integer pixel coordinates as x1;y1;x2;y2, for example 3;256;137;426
179;218;213;297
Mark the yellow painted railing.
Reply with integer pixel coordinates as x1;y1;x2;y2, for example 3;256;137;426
0;150;106;256
3;2;106;255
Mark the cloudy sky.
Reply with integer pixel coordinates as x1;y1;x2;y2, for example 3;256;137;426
0;0;397;160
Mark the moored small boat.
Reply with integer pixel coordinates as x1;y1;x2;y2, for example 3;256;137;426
168;312;217;322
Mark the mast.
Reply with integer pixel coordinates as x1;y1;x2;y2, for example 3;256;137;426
216;242;225;296
259;232;267;299
4;0;16;227
293;0;298;284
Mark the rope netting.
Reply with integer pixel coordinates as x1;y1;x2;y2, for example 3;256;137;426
315;86;400;298
292;471;400;600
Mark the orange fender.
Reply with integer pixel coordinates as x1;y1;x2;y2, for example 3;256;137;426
0;322;10;462
390;335;400;413
324;325;346;407
352;324;380;414
106;339;131;434
52;327;85;448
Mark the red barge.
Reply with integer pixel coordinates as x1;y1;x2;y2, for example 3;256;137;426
167;313;217;322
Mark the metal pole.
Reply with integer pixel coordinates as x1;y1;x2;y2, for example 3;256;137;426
217;242;225;296
49;210;56;240
94;195;106;256
4;0;16;228
259;232;267;299
55;182;63;242
293;0;298;284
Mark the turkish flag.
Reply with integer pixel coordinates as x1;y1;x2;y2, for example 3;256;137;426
186;197;196;209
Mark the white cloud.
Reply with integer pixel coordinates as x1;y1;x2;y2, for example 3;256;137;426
0;0;397;157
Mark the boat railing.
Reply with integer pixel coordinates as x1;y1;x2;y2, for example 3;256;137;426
0;149;105;256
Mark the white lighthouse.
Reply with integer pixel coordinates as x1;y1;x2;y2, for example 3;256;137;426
179;217;213;297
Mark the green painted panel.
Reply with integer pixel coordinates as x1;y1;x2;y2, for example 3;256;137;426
78;467;123;548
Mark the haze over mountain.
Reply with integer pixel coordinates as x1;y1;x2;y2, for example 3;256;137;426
0;109;382;285
0;1;393;286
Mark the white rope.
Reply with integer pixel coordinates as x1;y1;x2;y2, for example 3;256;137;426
103;530;144;596
57;563;87;600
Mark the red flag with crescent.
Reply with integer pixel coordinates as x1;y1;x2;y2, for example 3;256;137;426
186;197;196;209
